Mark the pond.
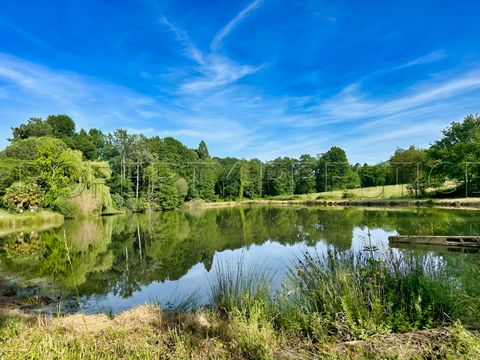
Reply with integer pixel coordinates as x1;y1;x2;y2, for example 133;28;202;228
1;206;479;314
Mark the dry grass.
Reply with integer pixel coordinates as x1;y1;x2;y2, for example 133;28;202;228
0;305;479;359
72;192;99;215
291;184;410;200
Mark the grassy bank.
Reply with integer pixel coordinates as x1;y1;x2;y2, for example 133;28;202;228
1;250;479;359
0;306;478;359
0;210;64;237
186;195;480;211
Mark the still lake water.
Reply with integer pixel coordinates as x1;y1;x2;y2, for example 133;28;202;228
1;206;479;314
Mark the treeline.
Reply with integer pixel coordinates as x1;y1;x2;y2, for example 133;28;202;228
0;114;479;215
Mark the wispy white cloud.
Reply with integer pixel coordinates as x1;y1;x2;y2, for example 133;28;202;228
180;55;263;92
304;69;480;124
395;49;447;70
210;0;263;52
159;16;205;65
160;1;264;93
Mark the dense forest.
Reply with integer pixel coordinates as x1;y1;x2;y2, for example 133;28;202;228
0;114;479;217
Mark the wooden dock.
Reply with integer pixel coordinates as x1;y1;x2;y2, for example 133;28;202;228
389;236;480;248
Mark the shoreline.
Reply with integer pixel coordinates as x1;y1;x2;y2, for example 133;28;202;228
0;303;476;359
186;197;480;210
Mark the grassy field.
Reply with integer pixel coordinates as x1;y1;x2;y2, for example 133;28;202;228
271;184;410;201
0;210;64;236
1;250;479;359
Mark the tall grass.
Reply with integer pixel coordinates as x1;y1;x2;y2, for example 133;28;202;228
0;210;64;236
209;249;473;343
280;249;465;340
209;257;273;317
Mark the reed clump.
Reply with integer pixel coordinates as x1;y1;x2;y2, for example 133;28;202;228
279;250;463;341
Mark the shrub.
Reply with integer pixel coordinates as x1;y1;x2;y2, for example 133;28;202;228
342;191;354;199
228;298;275;359
54;197;79;218
111;193;125;208
175;177;189;202
126;197;149;213
4;182;43;212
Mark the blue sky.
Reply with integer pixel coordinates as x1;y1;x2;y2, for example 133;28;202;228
0;0;479;163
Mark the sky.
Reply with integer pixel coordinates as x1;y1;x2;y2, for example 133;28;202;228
0;0;479;163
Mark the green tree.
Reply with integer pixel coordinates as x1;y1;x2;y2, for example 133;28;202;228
243;159;262;198
429;114;480;195
175;177;189;202
146;162;178;210
263;157;295;196
294;154;317;194
130;135;154;201
10;118;52;141
389;146;429;196
196;140;210;159
316;147;358;192
88;129;107;158
46;114;76;138
73;129;98;160
357;162;391;187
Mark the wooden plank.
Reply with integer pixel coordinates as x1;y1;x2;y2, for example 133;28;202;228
390;242;480;255
388;235;480;247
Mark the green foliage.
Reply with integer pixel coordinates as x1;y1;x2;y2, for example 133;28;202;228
73;129;98;160
243;159;262;198
2;136;68;160
54;197;79;218
10;117;53;141
294;154;317;194
389;145;430;196
430;114;480;193
317;146;360;192
126;197;150;213
146;162;178;210
7;112;480;213
191;160;217;200
196;140;210;159
210;259;273;317
175;177;189;202
228;298;276;359
45;114;76;138
263;157;295;196
356;162;392;187
282;250;460;339
4;182;43;212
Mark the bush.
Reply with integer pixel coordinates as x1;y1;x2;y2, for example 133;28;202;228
54;197;79;218
111;193;125;208
342;191;355;199
4;182;43;213
126;197;149;213
228;298;275;359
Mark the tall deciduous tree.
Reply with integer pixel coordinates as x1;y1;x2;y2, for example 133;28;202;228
389;146;429;196
430;114;480;194
46;115;76;138
316;147;358;192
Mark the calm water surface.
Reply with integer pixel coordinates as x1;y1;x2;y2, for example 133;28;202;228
1;206;479;313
